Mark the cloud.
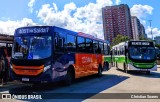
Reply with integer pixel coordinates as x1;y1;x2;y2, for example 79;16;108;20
28;0;36;13
37;0;113;39
130;4;153;26
0;18;36;35
131;4;153;19
146;26;160;38
130;4;154;38
115;0;121;5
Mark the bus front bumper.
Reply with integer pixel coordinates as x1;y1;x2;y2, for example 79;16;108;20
128;64;157;71
10;68;53;83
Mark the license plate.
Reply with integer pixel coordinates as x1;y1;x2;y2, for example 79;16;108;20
22;78;29;81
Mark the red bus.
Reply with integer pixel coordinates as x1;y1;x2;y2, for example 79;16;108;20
10;26;111;85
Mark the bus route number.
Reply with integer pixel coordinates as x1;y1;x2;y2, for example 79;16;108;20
18;27;49;34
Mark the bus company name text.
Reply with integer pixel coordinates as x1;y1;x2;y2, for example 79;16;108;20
2;94;42;100
82;56;92;63
18;27;49;34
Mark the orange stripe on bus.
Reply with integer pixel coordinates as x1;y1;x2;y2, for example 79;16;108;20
13;64;44;76
12;64;44;69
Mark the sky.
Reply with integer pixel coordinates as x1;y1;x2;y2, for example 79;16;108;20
0;0;159;39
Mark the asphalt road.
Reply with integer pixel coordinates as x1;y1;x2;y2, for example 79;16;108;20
0;65;160;102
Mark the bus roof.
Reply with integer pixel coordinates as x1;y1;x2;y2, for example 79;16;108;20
112;42;126;49
52;26;107;43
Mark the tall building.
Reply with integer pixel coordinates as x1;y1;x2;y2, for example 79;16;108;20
140;24;146;38
131;16;141;40
102;4;133;43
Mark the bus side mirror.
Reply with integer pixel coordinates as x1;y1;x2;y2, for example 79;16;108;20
125;46;128;55
125;49;128;55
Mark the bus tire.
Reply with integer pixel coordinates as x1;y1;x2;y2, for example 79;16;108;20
103;62;109;71
97;64;102;77
64;67;75;85
115;62;118;69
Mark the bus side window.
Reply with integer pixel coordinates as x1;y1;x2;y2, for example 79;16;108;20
66;34;76;52
59;38;64;49
77;37;86;52
54;34;64;52
115;49;117;55
99;42;103;54
104;43;108;55
93;41;98;53
86;39;93;53
54;37;58;49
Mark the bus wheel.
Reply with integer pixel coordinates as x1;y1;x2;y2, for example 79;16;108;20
116;62;118;69
103;62;109;71
97;65;102;77
64;68;74;85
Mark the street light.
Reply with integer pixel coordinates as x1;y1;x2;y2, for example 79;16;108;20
148;20;153;40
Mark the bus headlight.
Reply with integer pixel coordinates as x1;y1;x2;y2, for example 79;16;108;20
44;65;51;72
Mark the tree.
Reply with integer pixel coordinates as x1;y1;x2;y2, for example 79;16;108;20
111;34;129;47
155;44;160;49
139;34;151;41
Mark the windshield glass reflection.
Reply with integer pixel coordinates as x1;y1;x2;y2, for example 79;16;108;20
129;46;156;60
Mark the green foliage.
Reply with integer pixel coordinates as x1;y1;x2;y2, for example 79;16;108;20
111;34;129;47
139;35;151;41
155;44;160;49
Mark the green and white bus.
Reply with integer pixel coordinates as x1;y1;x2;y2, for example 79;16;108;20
112;40;157;74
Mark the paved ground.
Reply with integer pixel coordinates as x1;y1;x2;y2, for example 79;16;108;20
0;65;160;102
85;66;160;102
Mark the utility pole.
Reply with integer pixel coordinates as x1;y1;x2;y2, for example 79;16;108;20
148;20;153;40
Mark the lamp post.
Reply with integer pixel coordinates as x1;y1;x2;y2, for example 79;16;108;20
148;20;153;40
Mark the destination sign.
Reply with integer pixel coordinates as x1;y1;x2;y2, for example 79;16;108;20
18;27;49;34
131;42;151;46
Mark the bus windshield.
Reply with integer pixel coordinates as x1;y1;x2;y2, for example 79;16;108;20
12;36;52;59
129;46;156;60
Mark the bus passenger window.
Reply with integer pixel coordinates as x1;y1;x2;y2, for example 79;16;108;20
54;37;58;49
86;39;93;53
66;34;76;52
104;43;108;55
93;41;98;53
59;38;64;48
77;37;86;52
99;42;104;54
